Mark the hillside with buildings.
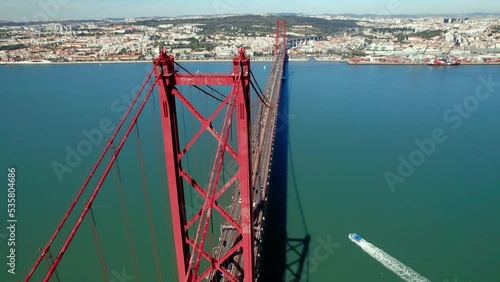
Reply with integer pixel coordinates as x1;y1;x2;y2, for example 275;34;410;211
0;14;498;64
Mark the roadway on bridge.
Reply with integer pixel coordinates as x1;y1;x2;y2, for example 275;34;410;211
213;45;287;280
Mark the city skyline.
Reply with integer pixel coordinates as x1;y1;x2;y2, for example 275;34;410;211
0;0;500;22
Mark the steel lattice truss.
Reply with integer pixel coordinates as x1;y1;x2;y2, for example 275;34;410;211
25;19;288;282
155;49;255;282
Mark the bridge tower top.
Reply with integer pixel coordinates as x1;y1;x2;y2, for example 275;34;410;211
25;19;288;282
275;20;287;54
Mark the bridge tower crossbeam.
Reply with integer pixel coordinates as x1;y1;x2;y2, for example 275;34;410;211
156;48;255;282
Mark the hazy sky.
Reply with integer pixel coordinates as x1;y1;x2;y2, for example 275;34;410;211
1;0;499;21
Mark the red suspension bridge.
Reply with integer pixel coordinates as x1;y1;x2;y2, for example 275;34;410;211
25;20;288;282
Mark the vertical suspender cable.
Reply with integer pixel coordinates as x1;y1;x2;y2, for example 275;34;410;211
133;123;163;281
181;86;194;218
149;88;178;275
42;250;60;282
25;64;158;281
42;77;160;281
86;201;109;281
189;86;199;216
188;90;237;278
204;89;214;249
111;144;142;282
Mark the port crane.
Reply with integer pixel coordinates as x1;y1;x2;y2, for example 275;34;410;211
450;38;461;57
429;41;461;66
409;46;428;63
421;46;428;56
439;41;459;63
416;46;428;63
443;45;454;62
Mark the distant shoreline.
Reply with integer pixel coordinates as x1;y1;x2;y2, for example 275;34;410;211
346;62;500;66
0;60;231;65
0;57;285;65
1;58;498;66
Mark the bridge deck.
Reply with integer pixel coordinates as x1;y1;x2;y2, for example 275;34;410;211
213;45;287;280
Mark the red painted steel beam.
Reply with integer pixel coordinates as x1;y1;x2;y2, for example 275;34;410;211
275;20;287;54
276;22;279;55
233;48;255;281
284;20;287;45
154;52;191;281
24;64;158;281
26;18;287;282
173;88;238;161
157;48;256;281
42;75;160;282
175;74;234;85
189;91;237;279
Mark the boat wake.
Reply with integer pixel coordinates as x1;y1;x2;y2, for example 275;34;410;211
349;233;430;282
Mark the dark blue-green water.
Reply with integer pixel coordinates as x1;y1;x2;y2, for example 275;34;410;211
1;61;499;282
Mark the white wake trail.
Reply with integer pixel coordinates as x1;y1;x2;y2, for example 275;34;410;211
350;234;430;282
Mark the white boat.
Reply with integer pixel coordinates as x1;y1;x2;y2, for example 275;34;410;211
349;233;363;243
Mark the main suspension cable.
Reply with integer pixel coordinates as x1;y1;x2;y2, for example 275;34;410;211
41;74;159;282
175;61;227;100
25;63;159;281
250;79;271;108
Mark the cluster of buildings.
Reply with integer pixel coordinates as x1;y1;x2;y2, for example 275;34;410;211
0;19;277;63
301;15;500;64
0;15;499;64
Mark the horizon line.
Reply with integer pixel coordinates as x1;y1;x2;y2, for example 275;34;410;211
1;12;499;24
